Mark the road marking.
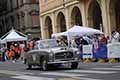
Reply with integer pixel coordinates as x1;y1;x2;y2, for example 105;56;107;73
58;78;80;80
12;75;101;80
65;70;116;74
79;77;101;80
113;66;120;68
12;75;56;80
58;77;101;80
0;70;34;75
93;68;120;71
41;72;86;77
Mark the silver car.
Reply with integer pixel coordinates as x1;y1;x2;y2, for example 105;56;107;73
24;39;80;70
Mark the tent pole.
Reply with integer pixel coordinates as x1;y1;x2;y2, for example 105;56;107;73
67;33;70;48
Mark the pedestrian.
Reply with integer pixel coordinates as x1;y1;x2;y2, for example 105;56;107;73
13;43;21;61
6;48;15;63
110;30;120;43
99;34;108;45
0;44;7;61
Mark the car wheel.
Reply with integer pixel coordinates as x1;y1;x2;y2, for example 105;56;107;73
42;59;49;71
27;65;32;70
23;59;27;64
71;62;78;69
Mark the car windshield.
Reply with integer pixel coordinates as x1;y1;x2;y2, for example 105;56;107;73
36;39;58;49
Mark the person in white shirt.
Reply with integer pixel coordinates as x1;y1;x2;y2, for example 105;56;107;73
111;31;120;43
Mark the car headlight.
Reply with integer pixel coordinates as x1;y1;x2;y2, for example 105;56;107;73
49;53;54;57
49;53;54;62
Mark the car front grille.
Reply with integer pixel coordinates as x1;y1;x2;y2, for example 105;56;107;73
55;52;73;59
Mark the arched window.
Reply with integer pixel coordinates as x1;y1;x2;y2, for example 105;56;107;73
30;11;40;28
45;16;53;38
71;6;82;26
88;0;102;30
57;12;66;32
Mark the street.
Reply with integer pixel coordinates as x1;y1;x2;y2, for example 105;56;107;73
0;60;120;80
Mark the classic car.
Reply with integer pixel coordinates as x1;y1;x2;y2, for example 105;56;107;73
24;39;80;70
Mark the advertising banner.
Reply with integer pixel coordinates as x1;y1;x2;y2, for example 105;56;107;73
93;44;107;59
107;42;120;58
82;45;93;58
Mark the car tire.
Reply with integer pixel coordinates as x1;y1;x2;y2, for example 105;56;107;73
71;62;78;69
24;59;27;64
42;59;49;71
27;65;32;70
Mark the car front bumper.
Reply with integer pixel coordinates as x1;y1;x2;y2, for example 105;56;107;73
48;60;79;64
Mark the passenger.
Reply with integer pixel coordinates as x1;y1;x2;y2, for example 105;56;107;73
59;38;67;47
75;37;80;48
71;39;77;48
79;37;88;45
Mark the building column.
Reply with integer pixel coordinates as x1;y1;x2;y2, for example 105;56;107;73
65;7;71;30
14;14;19;30
40;16;46;39
81;3;87;27
13;15;16;28
10;16;14;28
9;17;12;28
0;19;3;34
3;17;7;32
51;13;57;34
0;19;2;36
24;11;29;29
101;0;111;36
108;8;116;32
21;12;25;31
19;13;23;31
24;11;32;33
54;13;59;33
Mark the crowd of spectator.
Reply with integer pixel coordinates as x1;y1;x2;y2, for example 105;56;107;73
0;39;35;63
57;30;120;48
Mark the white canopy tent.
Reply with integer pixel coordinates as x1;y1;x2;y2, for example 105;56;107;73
52;25;103;38
51;32;67;38
67;25;103;36
67;25;103;39
0;29;27;43
52;25;103;47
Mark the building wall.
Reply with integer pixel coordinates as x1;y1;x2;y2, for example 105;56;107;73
39;0;119;39
0;0;41;39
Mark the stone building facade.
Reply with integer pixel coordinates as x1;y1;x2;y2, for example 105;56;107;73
39;0;120;39
0;0;41;39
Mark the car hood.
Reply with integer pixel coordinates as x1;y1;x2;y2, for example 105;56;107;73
29;47;78;54
50;47;78;53
38;47;70;53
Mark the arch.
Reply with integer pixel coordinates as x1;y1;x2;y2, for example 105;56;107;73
87;0;103;30
109;0;120;32
45;16;53;39
56;12;66;32
71;6;82;26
